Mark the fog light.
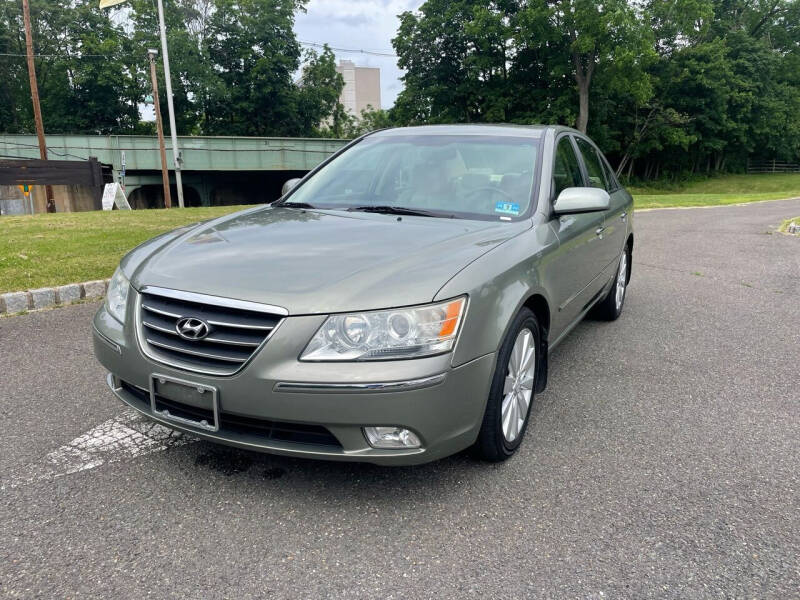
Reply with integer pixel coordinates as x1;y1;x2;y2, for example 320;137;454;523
364;426;422;449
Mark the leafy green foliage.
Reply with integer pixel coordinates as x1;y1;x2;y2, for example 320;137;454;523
293;47;345;137
0;0;141;134
320;105;396;139
2;0;799;182
392;0;800;179
393;0;654;133
0;0;345;137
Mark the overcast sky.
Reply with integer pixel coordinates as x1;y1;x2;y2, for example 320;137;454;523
294;0;424;108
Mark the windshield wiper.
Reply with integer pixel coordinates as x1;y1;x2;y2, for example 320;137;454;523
346;205;453;218
277;201;316;209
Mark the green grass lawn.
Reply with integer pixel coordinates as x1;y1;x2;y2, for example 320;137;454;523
2;172;800;295
0;206;247;294
629;173;800;209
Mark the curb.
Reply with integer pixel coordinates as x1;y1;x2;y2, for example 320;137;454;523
0;279;110;316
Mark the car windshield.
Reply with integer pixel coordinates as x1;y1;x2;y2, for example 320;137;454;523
280;134;540;221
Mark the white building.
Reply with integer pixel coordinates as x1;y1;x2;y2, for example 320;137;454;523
336;60;381;118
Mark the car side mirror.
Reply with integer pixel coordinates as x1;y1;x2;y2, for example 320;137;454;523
553;187;610;215
281;178;302;197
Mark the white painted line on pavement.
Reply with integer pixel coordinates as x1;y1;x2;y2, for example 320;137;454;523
1;409;195;491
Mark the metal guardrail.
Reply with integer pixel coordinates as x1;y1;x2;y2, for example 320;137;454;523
747;159;800;174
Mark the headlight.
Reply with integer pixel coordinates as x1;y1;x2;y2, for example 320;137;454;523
105;267;130;323
300;297;466;361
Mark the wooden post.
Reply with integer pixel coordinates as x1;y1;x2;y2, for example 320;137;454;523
21;0;55;213
147;49;172;209
88;157;104;209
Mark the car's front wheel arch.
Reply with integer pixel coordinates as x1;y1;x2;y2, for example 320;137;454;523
626;234;634;284
480;291;550;395
473;307;542;461
521;294;550;393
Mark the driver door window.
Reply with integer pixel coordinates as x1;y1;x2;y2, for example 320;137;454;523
552;137;583;201
546;135;606;336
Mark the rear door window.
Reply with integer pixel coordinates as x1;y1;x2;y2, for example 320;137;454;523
601;160;618;191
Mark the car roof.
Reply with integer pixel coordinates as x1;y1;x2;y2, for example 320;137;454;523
371;124;564;139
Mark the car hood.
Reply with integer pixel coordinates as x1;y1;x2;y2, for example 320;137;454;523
128;206;527;314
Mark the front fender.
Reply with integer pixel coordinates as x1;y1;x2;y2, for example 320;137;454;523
435;222;558;368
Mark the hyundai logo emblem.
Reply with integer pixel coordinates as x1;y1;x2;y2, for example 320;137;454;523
176;317;210;341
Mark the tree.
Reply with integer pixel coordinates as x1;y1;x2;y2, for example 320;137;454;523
393;0;488;124
129;0;219;135
201;0;303;135
0;1;25;133
620;0;800;177
0;0;140;135
0;0;345;138
294;46;345;137
327;106;396;138
518;0;656;133
3;0;800;181
393;1;655;134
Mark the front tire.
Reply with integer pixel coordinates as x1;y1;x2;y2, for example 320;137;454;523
474;308;540;462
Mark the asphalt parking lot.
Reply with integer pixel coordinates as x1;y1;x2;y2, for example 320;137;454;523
1;199;798;599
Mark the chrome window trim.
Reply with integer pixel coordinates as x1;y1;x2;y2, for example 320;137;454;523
273;373;447;394
138;285;289;316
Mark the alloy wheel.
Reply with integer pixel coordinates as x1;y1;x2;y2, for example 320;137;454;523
501;328;536;442
615;252;628;311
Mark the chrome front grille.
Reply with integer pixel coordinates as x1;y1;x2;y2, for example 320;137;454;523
137;287;285;375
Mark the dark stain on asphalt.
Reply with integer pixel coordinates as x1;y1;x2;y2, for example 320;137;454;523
263;467;286;480
195;450;254;476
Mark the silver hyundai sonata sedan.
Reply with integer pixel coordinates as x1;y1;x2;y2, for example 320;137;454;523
93;125;633;465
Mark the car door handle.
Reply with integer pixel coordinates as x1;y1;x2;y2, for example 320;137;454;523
621;211;627;222
595;227;605;238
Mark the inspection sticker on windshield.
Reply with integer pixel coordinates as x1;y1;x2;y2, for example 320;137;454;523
495;201;520;216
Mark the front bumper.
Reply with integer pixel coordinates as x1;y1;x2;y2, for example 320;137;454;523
93;297;495;465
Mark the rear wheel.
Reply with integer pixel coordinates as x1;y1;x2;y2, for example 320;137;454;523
474;308;539;462
593;245;629;321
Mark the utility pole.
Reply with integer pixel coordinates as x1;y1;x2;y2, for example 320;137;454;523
155;0;184;208
21;0;55;213
147;49;172;209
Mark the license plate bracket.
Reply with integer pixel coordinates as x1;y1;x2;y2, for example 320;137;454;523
149;374;220;432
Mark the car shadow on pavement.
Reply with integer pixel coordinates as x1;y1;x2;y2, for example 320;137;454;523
133;315;611;505
169;323;602;506
172;401;556;512
189;440;481;485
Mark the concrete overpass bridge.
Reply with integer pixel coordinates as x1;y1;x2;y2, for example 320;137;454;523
0;134;349;208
